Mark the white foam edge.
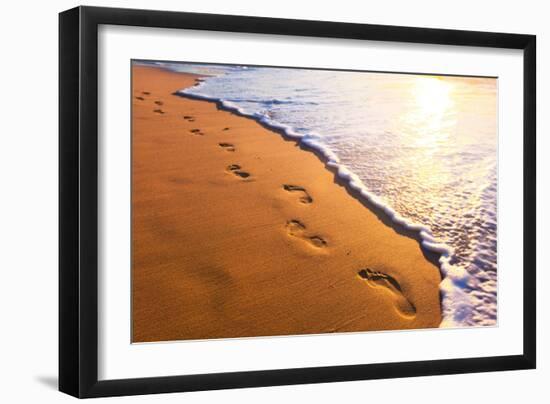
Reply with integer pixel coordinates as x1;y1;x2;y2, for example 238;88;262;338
178;82;477;328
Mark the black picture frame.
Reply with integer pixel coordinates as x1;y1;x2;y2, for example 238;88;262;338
59;5;536;398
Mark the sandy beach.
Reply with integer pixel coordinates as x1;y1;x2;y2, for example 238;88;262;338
131;65;442;343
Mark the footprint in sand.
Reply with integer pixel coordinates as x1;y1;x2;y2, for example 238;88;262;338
283;184;313;204
142;91;151;95
154;100;164;106
226;164;251;179
223;127;230;131
183;115;196;122
190;128;204;136
219;142;236;152
357;268;416;317
153;109;165;114
135;96;145;101
285;219;327;249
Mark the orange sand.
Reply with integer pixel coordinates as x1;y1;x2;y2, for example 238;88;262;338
131;65;442;343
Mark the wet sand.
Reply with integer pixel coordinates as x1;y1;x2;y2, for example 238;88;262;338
132;65;442;343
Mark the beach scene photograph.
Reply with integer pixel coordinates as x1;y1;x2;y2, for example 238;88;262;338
131;61;497;343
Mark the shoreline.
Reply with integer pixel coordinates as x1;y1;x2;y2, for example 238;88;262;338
132;65;443;343
176;89;444;269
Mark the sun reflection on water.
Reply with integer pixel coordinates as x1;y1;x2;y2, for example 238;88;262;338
402;77;457;148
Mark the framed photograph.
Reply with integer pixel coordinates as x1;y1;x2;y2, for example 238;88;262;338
59;6;536;398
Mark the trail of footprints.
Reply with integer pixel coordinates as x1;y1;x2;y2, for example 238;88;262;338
138;89;415;318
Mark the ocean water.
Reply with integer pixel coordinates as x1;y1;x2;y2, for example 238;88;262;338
150;61;498;328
